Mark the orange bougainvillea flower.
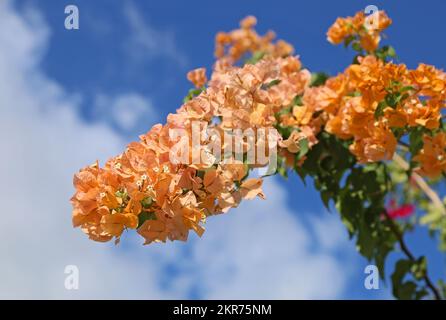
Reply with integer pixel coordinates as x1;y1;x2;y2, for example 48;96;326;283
239;178;265;200
187;68;207;88
414;133;446;178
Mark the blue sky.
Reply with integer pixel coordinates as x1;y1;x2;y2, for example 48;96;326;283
0;0;444;299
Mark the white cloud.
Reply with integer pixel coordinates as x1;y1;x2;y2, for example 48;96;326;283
94;93;158;134
171;179;353;299
0;0;357;299
0;0;180;299
123;1;187;67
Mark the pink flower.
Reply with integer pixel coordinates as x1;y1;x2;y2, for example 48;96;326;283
386;199;415;219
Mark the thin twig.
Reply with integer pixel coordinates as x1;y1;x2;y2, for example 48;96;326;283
383;210;442;300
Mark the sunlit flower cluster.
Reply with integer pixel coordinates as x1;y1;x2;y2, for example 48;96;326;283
327;10;392;52
71;11;446;246
414;132;446;178
215;15;294;63
313;55;446;165
71;18;312;245
187;68;207;88
71;122;265;244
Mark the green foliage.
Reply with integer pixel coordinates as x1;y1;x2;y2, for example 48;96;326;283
310;72;329;87
297;132;355;209
183;87;205;103
375;85;412;120
245;51;265;65
291;94;303;107
374;101;387;119
141;196;154;209
391;259;429;300
408;127;426;157
438;280;446;299
385;92;407;108
296;138;309;161
293;131;444;298
375;45;397;62
420;200;446;251
137;211;157;228
351;41;362;52
261;79;281;90
270;19;446;301
277;155;288;179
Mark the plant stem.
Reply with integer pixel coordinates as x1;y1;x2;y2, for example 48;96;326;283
393;153;446;216
383;210;442;300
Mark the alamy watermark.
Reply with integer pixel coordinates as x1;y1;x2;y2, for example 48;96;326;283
64;5;79;30
64;265;79;290
364;5;380;30
364;264;380;290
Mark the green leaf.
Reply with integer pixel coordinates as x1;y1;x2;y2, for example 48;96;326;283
261;79;281;90
438;280;446;299
374;101;387;119
297;138;309;160
292;95;303;106
420;209;443;225
375;45;397;62
415;288;429;300
382;46;396;59
401;85;415;93
137;211;156;228
409;127;425;156
391;259;414;299
310;72;329;87
347;91;361;97
385;92;401;108
397;281;418;300
277;156;288;178
320;190;332;209
183;87;205;103
278;166;288;178
245;51;265;65
196;170;206;180
294;166;307;185
352;41;362;52
141;197;153;209
115;190;128;199
343;35;355;48
275;106;292;120
411;257;427;280
390;258;428;300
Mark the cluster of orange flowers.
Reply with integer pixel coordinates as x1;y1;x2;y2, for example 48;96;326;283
71;17;312;244
414;133;446;178
311;55;446;164
327;10;392;52
215;16;294;63
71;12;446;245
